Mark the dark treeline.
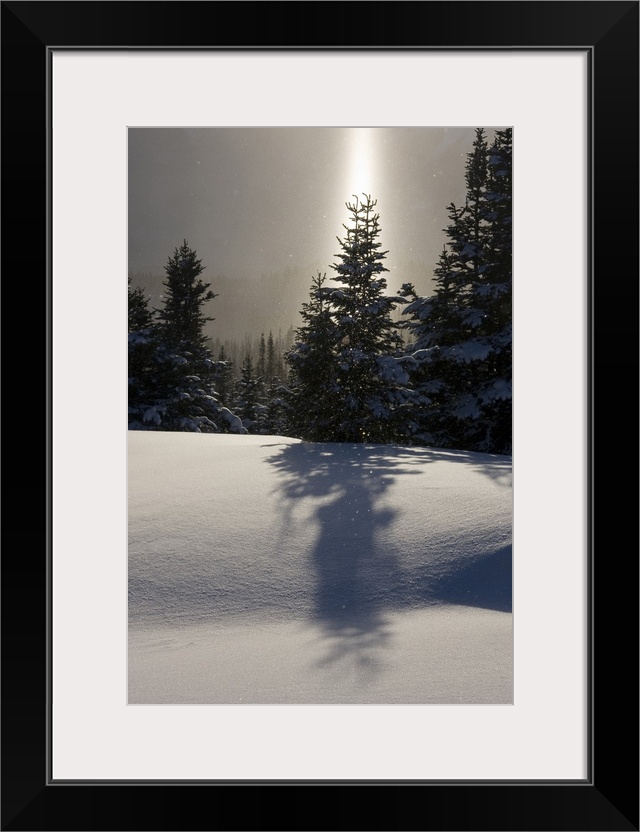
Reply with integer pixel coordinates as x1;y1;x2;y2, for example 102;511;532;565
209;329;295;384
128;128;512;454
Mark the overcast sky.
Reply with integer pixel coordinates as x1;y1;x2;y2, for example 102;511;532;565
128;126;497;285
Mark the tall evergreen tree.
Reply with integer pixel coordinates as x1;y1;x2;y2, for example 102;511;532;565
286;198;409;443
129;240;244;433
326;195;409;443
470;127;512;452
156;240;217;352
285;272;339;441
402;128;512;454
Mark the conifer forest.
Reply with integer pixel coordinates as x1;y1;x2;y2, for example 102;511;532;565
128;128;512;455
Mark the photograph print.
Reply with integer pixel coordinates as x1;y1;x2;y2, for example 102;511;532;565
127;126;513;705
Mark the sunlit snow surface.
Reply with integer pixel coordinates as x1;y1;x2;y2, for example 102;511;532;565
128;432;512;704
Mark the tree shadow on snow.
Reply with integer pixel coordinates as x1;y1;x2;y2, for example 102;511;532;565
268;443;422;678
422;544;513;613
267;442;512;681
418;445;513;488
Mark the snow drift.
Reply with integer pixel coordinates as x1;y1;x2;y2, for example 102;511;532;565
128;432;512;704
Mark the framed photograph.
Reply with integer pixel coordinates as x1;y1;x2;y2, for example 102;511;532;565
3;2;637;830
126;123;515;711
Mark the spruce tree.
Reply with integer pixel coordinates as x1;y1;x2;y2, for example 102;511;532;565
402;128;512;454
471;127;512;453
156;241;216;352
131;240;244;433
327;195;408;443
285;272;339;441
286;197;409;443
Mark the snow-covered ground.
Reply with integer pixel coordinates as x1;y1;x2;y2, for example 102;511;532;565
128;432;512;704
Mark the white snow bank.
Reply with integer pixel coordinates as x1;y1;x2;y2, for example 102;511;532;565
129;606;511;705
128;432;512;704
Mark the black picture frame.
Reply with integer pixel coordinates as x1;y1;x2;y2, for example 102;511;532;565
2;2;638;830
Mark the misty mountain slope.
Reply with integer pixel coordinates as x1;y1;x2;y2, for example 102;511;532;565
128;432;512;704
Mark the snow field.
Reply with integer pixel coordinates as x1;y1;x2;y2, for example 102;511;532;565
128;432;512;704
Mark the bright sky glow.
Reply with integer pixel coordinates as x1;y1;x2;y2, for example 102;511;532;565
347;128;376;198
